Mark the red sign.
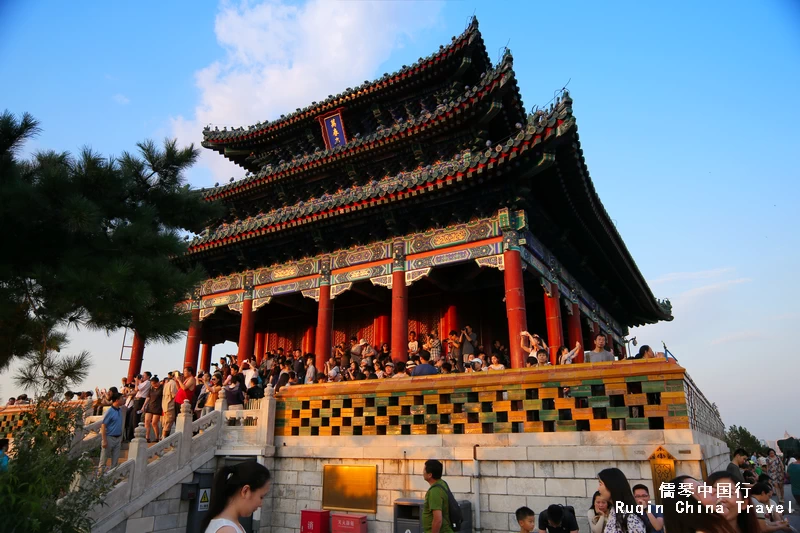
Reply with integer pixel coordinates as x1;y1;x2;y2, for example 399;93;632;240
331;513;367;533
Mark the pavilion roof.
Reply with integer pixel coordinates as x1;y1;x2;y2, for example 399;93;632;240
186;92;569;254
201;51;520;202
184;91;672;326
200;17;485;146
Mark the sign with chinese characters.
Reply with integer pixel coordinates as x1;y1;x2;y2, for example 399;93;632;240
198;488;211;511
319;110;348;149
322;464;377;513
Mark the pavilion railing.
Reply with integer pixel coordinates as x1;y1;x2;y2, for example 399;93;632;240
683;371;725;440
272;359;723;439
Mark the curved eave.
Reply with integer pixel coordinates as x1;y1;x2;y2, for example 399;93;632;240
200;18;488;146
202;61;520;203
554;124;672;325
181;114;563;262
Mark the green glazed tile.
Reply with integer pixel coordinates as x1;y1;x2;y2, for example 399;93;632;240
642;381;666;393
479;412;497;423
539;410;559;421
588;396;610;408
523;399;543;410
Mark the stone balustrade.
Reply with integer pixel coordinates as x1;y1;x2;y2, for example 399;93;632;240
91;401;224;533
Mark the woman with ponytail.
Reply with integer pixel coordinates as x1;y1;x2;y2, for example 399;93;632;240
202;461;271;533
597;467;647;533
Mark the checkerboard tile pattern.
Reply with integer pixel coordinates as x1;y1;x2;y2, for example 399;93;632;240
275;361;699;437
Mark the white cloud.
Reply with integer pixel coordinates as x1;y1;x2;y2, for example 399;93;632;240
709;330;765;346
650;267;733;285
113;93;130;105
170;0;444;186
675;277;751;303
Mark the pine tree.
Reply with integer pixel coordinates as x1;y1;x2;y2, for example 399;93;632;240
0;110;223;531
0;110;222;377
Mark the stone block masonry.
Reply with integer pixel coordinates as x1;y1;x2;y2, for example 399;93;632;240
256;430;728;533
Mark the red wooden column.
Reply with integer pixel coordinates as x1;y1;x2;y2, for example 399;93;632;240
302;325;316;355
374;314;390;347
390;244;408;363
567;303;584;363
503;246;528;369
127;331;145;382
314;284;332;370
254;332;266;364
544;284;564;364
236;295;255;365
443;302;459;339
200;342;213;373
183;308;201;371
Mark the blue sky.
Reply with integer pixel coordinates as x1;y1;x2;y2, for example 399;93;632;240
1;1;798;440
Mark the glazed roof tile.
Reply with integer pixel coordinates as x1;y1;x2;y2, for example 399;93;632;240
202;53;517;201
201;18;483;145
186;92;572;255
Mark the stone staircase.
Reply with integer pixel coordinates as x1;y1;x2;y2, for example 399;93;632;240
79;390;276;533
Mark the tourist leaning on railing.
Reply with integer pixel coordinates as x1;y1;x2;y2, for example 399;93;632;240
558;342;582;364
585;332;614;363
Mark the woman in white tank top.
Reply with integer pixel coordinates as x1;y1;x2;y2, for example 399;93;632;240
202;461;271;533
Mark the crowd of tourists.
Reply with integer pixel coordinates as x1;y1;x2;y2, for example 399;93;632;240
199;454;800;533
203;328;661;394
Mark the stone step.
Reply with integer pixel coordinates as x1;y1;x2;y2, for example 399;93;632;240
92;440;165;467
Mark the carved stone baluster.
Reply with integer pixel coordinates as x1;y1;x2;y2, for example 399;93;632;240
175;400;194;466
129;423;149;499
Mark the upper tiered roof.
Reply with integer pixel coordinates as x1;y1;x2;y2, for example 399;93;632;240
189;18;673;327
201;17;489;169
202;51;521;203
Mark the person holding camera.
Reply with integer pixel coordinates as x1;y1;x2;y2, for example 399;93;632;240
160;373;178;439
459;326;477;364
520;331;548;357
446;331;462;371
174;366;197;417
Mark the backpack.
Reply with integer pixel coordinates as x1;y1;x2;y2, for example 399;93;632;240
428;480;463;531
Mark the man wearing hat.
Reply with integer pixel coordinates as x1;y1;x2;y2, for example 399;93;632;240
380;361;394;378
360;338;377;362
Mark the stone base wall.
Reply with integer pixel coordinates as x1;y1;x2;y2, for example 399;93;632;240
106;484;192;533
258;430;728;533
102;457;217;533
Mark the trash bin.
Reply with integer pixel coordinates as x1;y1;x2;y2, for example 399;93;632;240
331;513;368;533
394;498;424;533
301;509;330;533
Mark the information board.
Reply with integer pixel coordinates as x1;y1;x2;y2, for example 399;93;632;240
322;465;377;514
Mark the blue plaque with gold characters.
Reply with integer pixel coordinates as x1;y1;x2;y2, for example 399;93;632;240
318;109;347;149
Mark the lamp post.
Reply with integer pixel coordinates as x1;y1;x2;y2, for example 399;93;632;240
624;336;637;357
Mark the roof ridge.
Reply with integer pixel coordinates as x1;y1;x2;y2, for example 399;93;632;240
202;56;515;201
188;94;574;253
201;18;485;144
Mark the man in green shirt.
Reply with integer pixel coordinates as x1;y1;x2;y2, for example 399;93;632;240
423;459;453;533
